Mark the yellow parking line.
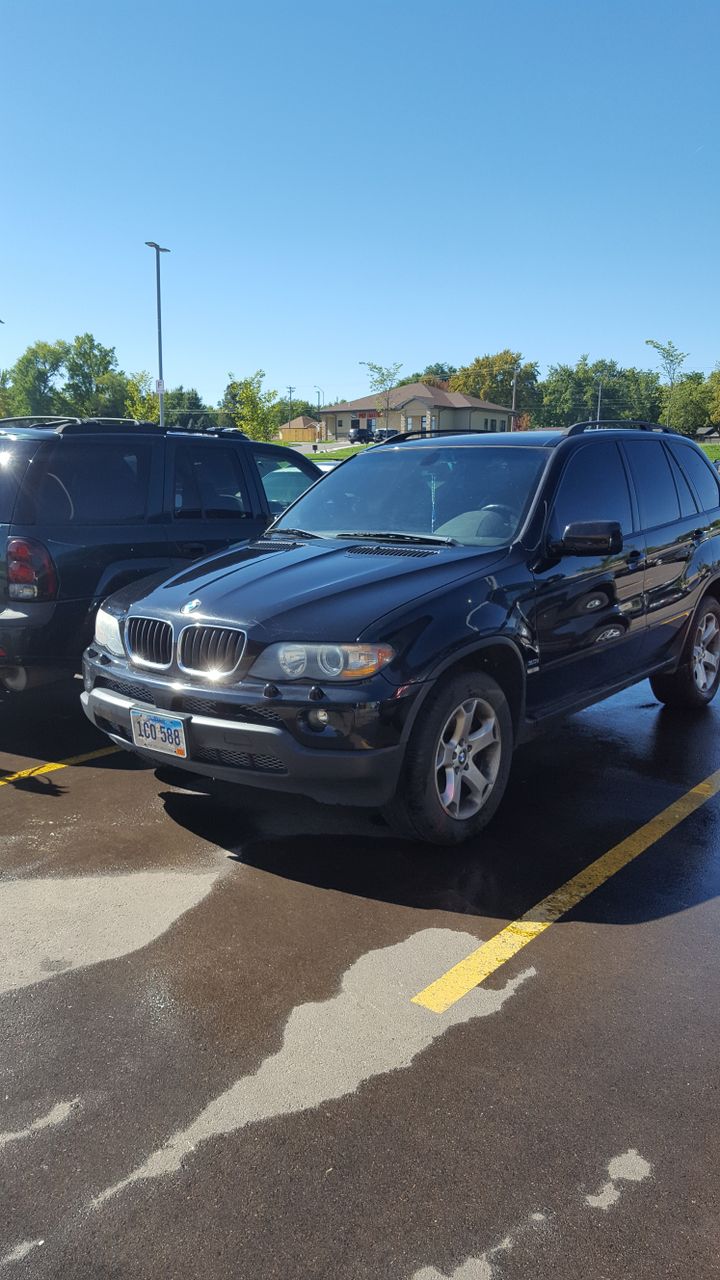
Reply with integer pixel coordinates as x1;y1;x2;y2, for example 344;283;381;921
0;746;120;789
413;767;720;1014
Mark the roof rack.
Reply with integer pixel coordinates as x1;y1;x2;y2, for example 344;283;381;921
0;416;248;440
566;419;678;436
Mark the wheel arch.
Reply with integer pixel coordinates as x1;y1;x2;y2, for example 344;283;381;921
402;639;527;742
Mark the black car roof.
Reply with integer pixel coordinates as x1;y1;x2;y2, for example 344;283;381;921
374;420;683;451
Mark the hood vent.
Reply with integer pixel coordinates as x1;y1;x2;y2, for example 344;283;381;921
253;540;298;551
344;545;438;559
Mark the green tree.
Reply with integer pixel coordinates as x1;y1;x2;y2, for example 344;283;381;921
60;333;126;416
708;367;720;425
536;356;662;428
359;360;403;430
0;370;12;417
645;338;688;425
660;373;711;438
398;362;457;387
450;349;539;413
6;339;69;415
124;371;159;423
163;385;211;428
269;397;318;432
223;370;277;441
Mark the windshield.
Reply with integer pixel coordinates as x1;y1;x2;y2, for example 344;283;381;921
273;444;548;547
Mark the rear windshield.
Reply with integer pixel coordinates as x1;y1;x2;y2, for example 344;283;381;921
0;440;37;523
14;440;153;525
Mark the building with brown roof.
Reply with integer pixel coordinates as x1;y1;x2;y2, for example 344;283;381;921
318;383;516;439
276;415;323;443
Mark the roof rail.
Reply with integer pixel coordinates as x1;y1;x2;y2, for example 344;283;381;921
0;416;248;440
377;426;506;446
566;419;678;437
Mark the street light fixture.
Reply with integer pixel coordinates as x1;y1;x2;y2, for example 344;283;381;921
145;241;170;427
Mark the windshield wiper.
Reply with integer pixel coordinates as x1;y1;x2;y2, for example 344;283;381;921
336;530;457;547
268;527;321;540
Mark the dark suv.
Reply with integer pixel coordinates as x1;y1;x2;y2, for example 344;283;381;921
81;422;720;845
0;417;320;691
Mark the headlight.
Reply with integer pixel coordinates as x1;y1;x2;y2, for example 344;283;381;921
250;642;395;682
94;607;125;656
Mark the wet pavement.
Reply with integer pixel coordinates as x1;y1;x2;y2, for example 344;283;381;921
1;679;719;1278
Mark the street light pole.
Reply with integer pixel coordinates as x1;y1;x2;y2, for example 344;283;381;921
145;241;170;427
511;369;518;431
596;379;603;422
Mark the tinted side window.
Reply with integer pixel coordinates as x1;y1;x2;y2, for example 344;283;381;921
0;441;36;522
666;451;698;518
251;448;318;514
173;444;253;520
15;441;152;525
548;442;632;542
623;440;680;529
668;441;720;513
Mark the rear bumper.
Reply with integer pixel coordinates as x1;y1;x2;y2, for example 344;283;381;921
80;684;405;807
0;601;91;677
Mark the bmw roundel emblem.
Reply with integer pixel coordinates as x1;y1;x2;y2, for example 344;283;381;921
182;599;202;615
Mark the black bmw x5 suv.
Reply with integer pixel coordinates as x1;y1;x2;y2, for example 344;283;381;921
82;422;720;845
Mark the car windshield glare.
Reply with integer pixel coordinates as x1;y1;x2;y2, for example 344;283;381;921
273;444;547;547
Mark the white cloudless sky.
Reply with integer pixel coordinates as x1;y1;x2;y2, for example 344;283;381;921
2;0;718;405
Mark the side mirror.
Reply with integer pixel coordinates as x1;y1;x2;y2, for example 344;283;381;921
550;521;623;557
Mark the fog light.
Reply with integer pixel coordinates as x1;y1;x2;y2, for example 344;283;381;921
308;708;329;730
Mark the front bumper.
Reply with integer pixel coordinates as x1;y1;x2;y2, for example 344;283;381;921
80;656;413;807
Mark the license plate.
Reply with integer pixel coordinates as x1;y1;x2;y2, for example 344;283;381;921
130;709;187;758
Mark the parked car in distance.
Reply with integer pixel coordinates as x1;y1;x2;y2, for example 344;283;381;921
82;421;720;846
0;417;320;691
347;424;375;444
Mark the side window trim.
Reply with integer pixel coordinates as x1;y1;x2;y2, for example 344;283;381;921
661;442;700;518
666;439;720;514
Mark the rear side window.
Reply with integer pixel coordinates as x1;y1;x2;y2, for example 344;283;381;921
668;441;720;513
0;441;36;522
548;441;632;541
14;441;152;525
251;447;318;514
623;440;680;529
173;443;254;520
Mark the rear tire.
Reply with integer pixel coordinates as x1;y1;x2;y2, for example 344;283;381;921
383;670;513;846
650;598;720;709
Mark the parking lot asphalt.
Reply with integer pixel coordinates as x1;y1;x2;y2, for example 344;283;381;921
1;680;719;1278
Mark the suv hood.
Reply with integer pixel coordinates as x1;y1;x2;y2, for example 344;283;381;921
109;537;510;641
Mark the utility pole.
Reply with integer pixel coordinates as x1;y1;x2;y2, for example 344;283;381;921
511;369;518;432
596;379;602;422
287;386;295;427
145;241;170;427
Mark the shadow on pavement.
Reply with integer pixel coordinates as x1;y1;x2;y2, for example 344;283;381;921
157;690;720;928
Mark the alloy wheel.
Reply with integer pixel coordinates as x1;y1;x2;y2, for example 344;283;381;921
434;697;502;820
692;611;720;693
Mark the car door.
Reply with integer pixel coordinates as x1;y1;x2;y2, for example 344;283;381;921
165;438;268;565
528;439;647;712
248;444;321;519
622;437;709;667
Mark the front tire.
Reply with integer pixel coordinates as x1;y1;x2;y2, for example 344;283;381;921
650;597;720;709
384;671;513;846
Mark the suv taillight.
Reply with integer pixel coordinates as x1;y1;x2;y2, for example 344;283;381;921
7;537;58;602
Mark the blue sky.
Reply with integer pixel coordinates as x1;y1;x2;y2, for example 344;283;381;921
2;0;718;407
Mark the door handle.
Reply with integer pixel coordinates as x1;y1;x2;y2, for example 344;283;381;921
178;542;208;557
